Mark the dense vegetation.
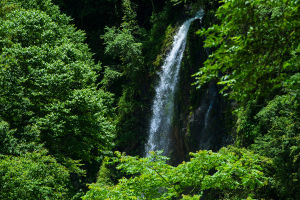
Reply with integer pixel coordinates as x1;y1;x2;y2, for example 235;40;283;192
0;0;299;199
0;0;115;198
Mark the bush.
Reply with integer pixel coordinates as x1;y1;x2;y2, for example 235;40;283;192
0;151;71;200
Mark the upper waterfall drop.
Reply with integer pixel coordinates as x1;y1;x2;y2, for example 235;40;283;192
145;10;204;156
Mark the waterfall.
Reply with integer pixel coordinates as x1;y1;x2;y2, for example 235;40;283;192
203;92;216;131
145;10;204;156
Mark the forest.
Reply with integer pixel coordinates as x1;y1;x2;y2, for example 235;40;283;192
0;0;299;199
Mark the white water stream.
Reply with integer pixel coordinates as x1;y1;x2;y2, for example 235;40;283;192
145;10;204;156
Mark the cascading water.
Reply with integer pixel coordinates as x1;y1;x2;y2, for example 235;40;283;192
145;10;204;156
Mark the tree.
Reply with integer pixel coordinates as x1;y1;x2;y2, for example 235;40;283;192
193;1;300;199
194;0;299;104
0;151;71;200
83;147;273;199
251;92;300;198
0;0;116;184
101;0;149;154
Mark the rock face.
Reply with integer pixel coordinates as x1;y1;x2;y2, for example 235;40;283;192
169;21;231;164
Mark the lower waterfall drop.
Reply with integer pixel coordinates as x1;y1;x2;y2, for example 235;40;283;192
145;10;204;156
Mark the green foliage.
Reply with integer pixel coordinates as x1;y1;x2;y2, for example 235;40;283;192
193;2;300;198
0;1;116;198
250;93;300;198
0;119;45;155
101;0;149;154
10;0;71;24
0;151;71;200
0;0;115;164
83;147;273;199
102;0;144;78
153;24;176;67
144;6;175;70
232;78;300;199
121;0;137;30
194;0;299;103
102;26;143;78
0;119;18;154
101;67;122;90
1;1;298;200
52;0;122;62
96;160;114;187
36;88;115;163
0;0;18;17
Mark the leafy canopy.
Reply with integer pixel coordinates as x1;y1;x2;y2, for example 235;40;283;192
194;0;299;103
83;147;273;199
0;151;71;200
0;0;116;164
